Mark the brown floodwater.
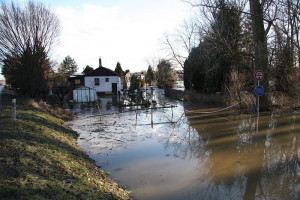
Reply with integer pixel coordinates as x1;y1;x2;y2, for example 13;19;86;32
68;89;300;200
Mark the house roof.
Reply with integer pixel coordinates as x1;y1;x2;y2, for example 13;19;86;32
85;66;121;77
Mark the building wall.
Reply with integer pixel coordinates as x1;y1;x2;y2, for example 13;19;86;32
125;73;131;89
0;79;5;86
84;76;121;93
69;76;85;89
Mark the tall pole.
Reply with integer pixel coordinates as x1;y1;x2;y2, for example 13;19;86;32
254;70;264;133
257;80;260;116
257;81;259;133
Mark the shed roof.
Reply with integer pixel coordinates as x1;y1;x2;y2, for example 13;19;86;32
73;86;95;90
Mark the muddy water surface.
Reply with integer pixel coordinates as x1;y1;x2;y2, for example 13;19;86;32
68;90;300;200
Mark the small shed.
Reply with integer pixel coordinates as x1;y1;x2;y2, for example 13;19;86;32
72;86;98;102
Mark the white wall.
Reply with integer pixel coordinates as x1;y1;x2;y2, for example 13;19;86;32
85;76;121;93
0;85;4;94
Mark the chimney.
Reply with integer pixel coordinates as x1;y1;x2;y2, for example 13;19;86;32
99;57;102;67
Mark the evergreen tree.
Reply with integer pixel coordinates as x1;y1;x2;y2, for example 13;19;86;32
124;69;130;75
57;55;78;81
209;0;241;92
156;59;174;88
184;0;242;94
82;65;94;75
145;65;155;85
2;43;52;97
129;74;140;91
114;62;124;76
0;1;59;97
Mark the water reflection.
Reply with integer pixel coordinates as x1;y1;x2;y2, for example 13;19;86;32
164;109;300;200
68;89;300;200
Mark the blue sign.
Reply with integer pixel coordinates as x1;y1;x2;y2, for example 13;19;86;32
254;85;264;96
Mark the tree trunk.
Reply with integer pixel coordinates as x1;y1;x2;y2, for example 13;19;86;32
249;0;272;110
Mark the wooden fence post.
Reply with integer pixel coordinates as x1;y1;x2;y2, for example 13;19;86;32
12;98;16;121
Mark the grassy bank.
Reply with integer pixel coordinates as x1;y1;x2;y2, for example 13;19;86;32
0;93;130;199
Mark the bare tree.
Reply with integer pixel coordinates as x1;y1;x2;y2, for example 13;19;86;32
0;1;60;97
248;0;272;109
162;19;200;68
184;0;273;109
0;1;60;59
272;0;300;67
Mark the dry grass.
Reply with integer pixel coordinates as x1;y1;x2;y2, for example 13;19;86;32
0;95;130;199
28;99;75;121
271;92;300;111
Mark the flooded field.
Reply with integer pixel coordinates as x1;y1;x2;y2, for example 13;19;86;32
67;89;300;200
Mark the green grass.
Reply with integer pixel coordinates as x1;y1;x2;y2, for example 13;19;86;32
0;93;130;199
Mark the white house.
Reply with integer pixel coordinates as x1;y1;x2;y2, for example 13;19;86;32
69;58;122;97
84;59;121;95
137;72;145;80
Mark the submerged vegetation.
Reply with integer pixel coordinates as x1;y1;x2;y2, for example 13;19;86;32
0;93;130;199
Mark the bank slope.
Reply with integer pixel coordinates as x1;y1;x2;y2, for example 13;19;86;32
0;97;130;200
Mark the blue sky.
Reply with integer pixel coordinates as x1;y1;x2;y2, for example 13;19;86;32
1;0;190;79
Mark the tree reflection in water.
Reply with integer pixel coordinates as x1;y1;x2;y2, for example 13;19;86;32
161;108;300;200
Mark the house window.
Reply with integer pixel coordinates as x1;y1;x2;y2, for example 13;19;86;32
105;78;109;82
75;79;81;85
94;78;100;86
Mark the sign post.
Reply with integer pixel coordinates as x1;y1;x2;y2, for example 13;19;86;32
254;70;264;133
254;70;264;81
254;70;264;116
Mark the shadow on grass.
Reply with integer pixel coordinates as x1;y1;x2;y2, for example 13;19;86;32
2;111;90;162
0;93;128;199
19;111;78;138
0;98;118;199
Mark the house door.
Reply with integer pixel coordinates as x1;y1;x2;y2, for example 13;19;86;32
112;83;117;95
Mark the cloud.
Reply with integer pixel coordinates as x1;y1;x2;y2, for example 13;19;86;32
53;1;189;73
54;5;120;69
